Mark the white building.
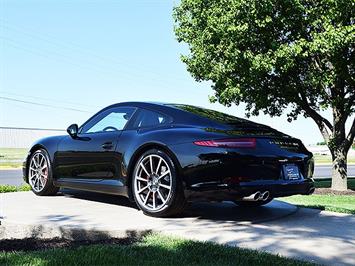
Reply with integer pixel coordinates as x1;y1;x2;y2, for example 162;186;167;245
0;127;65;148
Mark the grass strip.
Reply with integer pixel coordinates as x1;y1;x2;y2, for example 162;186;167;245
0;233;314;266
281;194;355;214
0;184;31;193
314;178;355;189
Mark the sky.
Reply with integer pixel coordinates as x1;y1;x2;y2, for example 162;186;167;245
0;0;349;145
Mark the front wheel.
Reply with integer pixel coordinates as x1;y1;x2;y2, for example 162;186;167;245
28;149;59;196
132;149;186;217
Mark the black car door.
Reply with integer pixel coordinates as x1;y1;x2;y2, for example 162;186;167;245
55;106;136;181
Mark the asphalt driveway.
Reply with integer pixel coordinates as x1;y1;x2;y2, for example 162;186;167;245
1;190;354;266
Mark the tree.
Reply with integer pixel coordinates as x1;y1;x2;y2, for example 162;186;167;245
174;0;355;191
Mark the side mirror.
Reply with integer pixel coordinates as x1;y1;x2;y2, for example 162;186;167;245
67;124;79;139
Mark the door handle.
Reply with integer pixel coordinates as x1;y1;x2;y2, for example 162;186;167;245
102;142;113;150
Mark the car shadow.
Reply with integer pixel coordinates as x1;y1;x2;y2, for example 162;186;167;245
58;189;296;224
59;189;138;210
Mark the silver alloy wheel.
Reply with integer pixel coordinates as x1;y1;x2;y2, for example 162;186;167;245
134;154;172;212
29;152;48;192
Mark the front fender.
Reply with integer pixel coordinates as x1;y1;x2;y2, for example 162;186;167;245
23;135;66;183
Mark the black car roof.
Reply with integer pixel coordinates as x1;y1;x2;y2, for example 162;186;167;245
107;101;175;113
103;101;218;127
103;101;276;132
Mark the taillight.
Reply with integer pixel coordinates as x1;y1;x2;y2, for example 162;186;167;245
193;138;256;148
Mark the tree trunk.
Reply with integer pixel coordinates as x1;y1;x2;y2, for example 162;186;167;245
329;103;349;191
300;84;354;191
330;148;348;191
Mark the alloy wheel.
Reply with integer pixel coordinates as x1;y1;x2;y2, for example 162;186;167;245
134;154;172;212
29;152;48;192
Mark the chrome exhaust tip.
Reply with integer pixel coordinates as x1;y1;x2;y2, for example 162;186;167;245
242;191;262;201
254;191;262;201
261;191;270;201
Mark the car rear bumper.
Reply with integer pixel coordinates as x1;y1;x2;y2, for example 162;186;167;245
184;178;315;201
169;141;314;190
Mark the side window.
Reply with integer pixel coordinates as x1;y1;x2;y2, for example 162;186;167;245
133;109;171;128
81;107;135;134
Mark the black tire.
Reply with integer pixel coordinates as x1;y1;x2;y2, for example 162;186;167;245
233;198;273;207
28;149;59;196
132;149;187;217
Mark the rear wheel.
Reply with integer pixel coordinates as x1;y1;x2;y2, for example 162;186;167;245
132;149;186;217
28;149;59;196
233;198;273;207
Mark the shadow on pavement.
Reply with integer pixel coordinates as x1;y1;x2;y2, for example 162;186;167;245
59;189;138;209
0;228;152;252
59;188;297;224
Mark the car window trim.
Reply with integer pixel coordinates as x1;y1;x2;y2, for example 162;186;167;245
125;107;173;130
79;106;137;135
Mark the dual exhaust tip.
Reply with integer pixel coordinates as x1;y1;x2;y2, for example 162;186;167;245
243;191;270;201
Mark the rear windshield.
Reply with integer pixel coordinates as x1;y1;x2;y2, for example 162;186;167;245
167;104;247;124
168;104;288;137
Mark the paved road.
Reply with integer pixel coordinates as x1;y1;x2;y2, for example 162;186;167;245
1;165;355;186
1;191;354;265
0;169;24;186
314;164;355;179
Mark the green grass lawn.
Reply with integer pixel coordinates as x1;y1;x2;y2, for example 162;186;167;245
0;233;313;266
281;195;355;214
280;178;355;214
0;184;31;193
0;148;27;169
315;178;355;189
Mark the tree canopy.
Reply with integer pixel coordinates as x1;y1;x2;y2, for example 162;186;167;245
174;0;355;190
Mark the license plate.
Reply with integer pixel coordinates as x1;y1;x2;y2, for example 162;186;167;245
283;164;301;180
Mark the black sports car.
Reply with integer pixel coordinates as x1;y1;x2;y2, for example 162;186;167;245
23;102;315;217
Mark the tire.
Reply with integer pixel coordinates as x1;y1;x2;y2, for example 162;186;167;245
28;149;59;196
233;198;273;207
132;149;187;217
